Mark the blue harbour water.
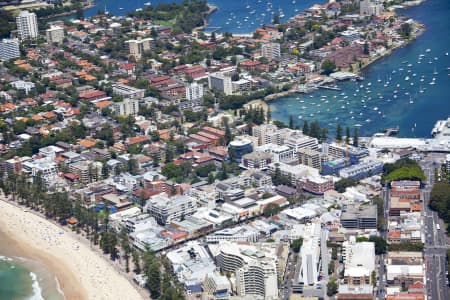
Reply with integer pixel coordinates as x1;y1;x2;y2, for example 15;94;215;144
269;0;450;137
84;0;319;32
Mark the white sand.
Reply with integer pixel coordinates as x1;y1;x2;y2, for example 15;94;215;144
0;199;143;300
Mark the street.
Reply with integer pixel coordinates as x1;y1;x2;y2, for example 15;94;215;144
420;156;450;300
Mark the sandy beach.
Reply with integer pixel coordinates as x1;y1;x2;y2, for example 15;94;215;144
0;198;143;300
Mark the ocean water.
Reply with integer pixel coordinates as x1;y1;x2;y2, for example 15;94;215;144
269;0;450;137
0;256;43;300
0;248;65;300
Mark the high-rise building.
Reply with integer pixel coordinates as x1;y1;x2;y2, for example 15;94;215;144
113;98;140;116
213;241;279;299
46;26;65;44
16;10;38;40
126;37;155;60
208;72;233;95
185;82;204;100
360;0;384;16
261;42;281;60
298;148;321;169
0;39;20;61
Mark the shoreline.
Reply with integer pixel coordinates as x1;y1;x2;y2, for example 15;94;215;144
0;198;144;300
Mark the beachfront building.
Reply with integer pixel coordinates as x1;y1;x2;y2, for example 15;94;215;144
16;10;38;40
211;241;279;299
46;25;65;44
0;39;20;61
22;157;58;187
252;124;293;146
146;194;197;225
285;132;319;153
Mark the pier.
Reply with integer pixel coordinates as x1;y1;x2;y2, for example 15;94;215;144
317;85;342;91
384;126;400;136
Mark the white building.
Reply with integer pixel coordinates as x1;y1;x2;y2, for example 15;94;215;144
185;82;204;100
206;225;260;243
342;238;376;286
166;241;216;289
285;132;319;152
252;124;293;146
46;26;65;44
16;10;38;40
208;72;233;95
268;162;319;185
146;194;197;225
261;42;281;60
113;98;140;116
256;143;296;163
22;157;58;187
203;272;232;299
11;80;35;94
0;39;20;61
112;83;145;99
298;223;322;286
211;241;279;300
231;78;251;93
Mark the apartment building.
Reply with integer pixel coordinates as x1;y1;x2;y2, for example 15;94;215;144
16;10;38;40
46;25;65;44
112;83;145;99
113;98;140;116
261;42;281;60
147;194;197;225
298;148;321;169
213;241;278;300
0;39;20;61
208;72;233;95
185;82;204;100
126;37;155;60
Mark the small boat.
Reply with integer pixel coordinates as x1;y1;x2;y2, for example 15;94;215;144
405;76;410;81
426;48;431;52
